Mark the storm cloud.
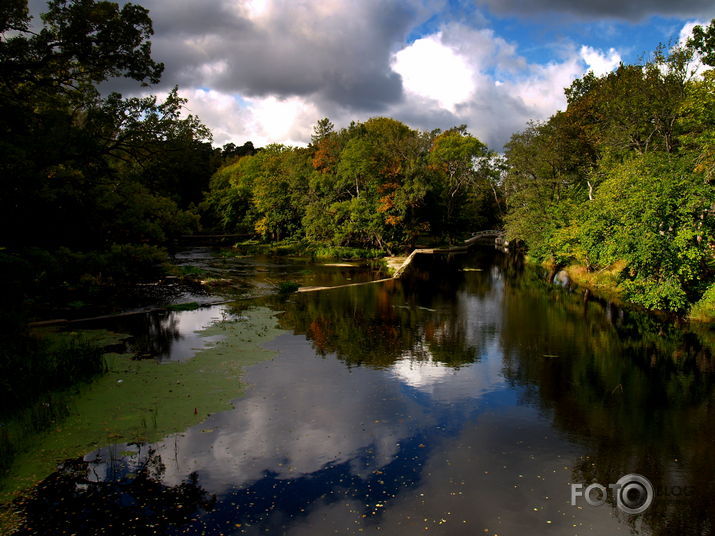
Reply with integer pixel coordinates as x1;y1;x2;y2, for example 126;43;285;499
25;0;713;148
134;0;425;112
475;0;715;21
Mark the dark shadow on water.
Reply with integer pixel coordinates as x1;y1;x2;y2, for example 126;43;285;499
12;450;215;536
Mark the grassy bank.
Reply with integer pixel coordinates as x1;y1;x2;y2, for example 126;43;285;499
536;257;714;324
689;285;715;323
225;239;386;260
562;261;627;305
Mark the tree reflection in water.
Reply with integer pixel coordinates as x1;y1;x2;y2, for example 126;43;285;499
496;254;715;536
275;248;715;535
12;449;215;536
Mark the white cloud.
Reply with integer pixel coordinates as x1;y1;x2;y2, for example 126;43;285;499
143;6;653;151
387;26;588;147
678;19;709;46
504;55;584;116
180;23;616;151
116;339;425;493
243;95;321;147
178;88;320;147
179;26;600;150
391;33;476;112
579;45;621;75
177;88;248;146
28;0;715;150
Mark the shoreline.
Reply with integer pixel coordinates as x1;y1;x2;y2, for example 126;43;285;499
535;256;714;325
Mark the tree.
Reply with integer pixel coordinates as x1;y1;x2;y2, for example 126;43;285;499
677;70;715;181
688;19;715;66
0;0;162;117
428;129;489;236
311;117;335;145
0;1;216;250
208;117;502;253
577;153;713;311
503;35;714;314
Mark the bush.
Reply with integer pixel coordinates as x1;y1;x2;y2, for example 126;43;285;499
277;281;300;294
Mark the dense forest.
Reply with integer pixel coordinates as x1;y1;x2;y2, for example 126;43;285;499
1;0;713;321
205;119;501;253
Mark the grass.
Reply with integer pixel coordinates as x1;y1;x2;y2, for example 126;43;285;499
311;245;384;260
166;301;201;312
563;260;627;304
688;284;715;323
0;329;129;418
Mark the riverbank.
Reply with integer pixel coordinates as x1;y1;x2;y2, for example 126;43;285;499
225;239;386;260
537;257;714;324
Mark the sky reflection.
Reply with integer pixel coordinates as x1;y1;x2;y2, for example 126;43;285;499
34;249;714;535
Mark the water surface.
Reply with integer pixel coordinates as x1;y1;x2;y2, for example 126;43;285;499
7;249;714;535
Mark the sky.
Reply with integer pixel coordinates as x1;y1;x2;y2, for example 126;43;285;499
32;0;715;149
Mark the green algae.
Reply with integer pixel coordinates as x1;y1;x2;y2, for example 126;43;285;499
0;306;284;503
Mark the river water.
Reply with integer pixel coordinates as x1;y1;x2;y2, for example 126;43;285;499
4;248;714;535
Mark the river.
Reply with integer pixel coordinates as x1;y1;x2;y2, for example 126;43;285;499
2;247;713;535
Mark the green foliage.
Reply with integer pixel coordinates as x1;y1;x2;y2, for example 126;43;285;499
427;128;492;235
89;243;169;283
0;0;214;309
277;281;300;294
677;69;715;180
504;28;715;314
311;245;385;260
577;154;713;311
311;117;334;144
0;244;169;316
688;18;715;66
251;145;311;241
206;117;502;253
